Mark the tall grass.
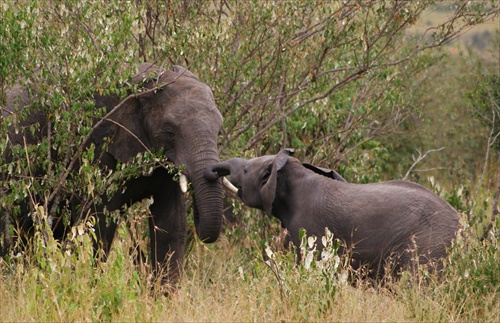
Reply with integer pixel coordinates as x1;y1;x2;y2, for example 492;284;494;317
1;193;498;322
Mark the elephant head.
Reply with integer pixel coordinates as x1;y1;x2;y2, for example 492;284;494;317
205;149;294;215
205;149;346;215
96;63;224;243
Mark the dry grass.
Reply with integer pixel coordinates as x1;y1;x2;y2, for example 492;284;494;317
0;209;498;322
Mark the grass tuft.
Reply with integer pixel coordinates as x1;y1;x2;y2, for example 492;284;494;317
1;197;498;322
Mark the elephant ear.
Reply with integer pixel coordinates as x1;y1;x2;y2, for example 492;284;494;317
260;150;291;216
107;98;151;163
105;63;162;163
132;63;164;84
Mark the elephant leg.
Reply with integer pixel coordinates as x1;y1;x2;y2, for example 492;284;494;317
96;174;153;258
95;212;118;256
148;175;186;291
72;201;117;259
0;212;12;257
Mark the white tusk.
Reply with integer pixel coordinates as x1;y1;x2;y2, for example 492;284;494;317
179;173;188;193
222;177;239;195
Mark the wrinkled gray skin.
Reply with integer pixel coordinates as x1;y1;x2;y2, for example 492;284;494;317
206;149;461;278
1;63;224;287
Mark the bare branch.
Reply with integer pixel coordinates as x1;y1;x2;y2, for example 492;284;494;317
470;89;500;223
403;147;446;180
481;153;500;241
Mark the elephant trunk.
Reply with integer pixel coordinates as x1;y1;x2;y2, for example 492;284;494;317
205;163;239;194
205;163;229;181
205;159;243;181
187;153;224;243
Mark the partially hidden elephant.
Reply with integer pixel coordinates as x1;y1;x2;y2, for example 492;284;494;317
1;63;225;288
205;149;462;279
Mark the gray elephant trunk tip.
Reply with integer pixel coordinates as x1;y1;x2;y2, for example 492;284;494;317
204;166;220;182
204;164;231;182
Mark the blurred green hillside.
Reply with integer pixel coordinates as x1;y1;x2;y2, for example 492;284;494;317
410;3;498;49
381;3;499;212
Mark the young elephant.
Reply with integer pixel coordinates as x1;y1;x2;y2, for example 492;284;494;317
206;149;461;278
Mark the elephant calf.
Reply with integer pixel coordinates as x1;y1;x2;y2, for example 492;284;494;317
207;149;461;279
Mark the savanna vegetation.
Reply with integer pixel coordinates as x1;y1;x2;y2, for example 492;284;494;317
1;0;499;321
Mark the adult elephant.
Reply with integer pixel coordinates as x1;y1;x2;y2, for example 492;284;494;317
206;149;461;279
1;63;224;288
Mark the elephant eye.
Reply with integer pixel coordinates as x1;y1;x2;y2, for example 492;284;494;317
161;129;175;139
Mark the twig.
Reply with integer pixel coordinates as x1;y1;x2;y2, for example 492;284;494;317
259;253;285;301
102;118;151;153
481;153;500;241
403;147;446;180
410;167;451;173
469;95;499;223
